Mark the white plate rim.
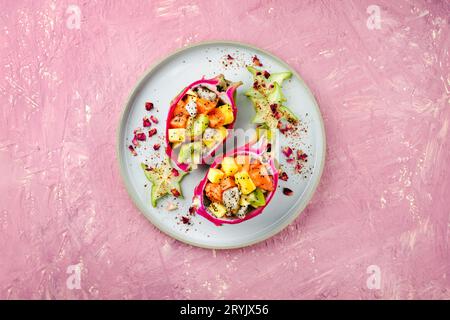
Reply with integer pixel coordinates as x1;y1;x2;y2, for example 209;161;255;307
116;40;326;250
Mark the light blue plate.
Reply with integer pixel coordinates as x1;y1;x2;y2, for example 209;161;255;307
117;41;326;249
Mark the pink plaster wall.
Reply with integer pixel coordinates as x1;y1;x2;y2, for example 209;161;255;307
0;0;449;300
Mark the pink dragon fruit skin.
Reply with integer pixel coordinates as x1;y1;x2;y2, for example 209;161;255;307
165;75;242;172
193;139;279;226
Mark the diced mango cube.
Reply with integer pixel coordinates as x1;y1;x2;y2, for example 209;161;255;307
217;104;234;125
207;168;224;184
221;157;239;176
234;171;256;195
239;194;250;206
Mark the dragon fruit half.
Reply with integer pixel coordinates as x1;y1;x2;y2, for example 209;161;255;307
192;138;278;226
165;75;242;171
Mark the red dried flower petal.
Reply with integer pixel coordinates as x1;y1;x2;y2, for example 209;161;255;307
171;168;179;177
263;70;270;79
297;150;308;161
128;145;137;156
188;206;195;215
252;55;263;67
286;157;295;164
282;146;293;158
181;216;190;224
171;188;181;197
132;136;139;147
283;188;293;196
143;117;151;127
148;128;157;137
135;132;146;141
279;171;289;181
145;102;154;111
153;143;160;150
150;115;158;124
295;163;303;174
270;104;278;113
279;123;294;134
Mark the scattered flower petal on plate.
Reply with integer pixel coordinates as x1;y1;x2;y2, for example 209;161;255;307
279;171;289;181
282;146;293;158
143;117;151;127
150;115;159;124
148;128;157;137
252;55;263;66
145;102;154;111
128;145;137;156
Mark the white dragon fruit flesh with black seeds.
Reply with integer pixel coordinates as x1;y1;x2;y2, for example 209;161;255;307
196;86;217;101
222;187;240;214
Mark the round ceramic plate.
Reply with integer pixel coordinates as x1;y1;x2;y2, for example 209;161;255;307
117;41;326;249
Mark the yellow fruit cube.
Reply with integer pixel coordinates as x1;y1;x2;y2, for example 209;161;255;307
209;202;227;218
168;128;186;143
234;171;256;195
207;168;224;184
217;104;234;125
221;157;239;176
239;194;250;206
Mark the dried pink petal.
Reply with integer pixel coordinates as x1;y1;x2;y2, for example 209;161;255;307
135;132;146;141
150;115;159;124
252;55;263;67
171;188;181;197
148;128;157;137
282;146;293;158
128;145;137;156
279;171;289;181
145;102;154;111
171;168;179;177
181;216;190;224
132;136;139;147
143;117;151;127
297;150;308;161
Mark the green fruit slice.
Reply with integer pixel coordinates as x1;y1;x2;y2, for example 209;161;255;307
177;141;202;164
191;114;209;137
247;188;266;208
245;66;298;129
141;157;186;207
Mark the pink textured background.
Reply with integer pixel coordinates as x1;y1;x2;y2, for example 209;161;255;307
1;0;449;300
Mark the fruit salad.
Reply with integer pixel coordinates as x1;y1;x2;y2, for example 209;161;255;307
166;75;242;171
192;139;278;225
